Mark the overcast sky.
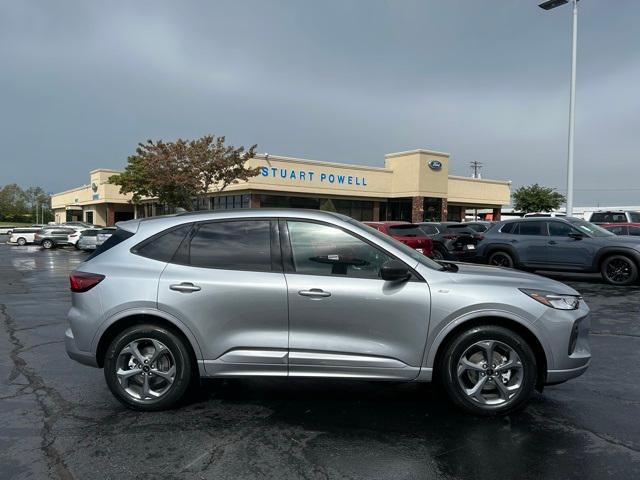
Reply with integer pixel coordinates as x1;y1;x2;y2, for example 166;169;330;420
1;0;639;206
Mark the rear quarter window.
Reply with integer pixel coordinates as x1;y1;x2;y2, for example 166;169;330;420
132;224;193;263
86;228;135;260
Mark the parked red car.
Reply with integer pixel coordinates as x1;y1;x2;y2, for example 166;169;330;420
601;223;640;236
364;221;433;257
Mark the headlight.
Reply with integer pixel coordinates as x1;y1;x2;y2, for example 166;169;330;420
519;289;581;310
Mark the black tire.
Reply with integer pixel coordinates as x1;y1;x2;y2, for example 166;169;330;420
431;248;446;261
103;324;193;411
41;239;54;249
488;250;515;268
601;255;638;286
17;237;27;246
440;325;537;416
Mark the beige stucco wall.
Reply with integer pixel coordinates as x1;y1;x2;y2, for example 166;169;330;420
447;176;511;206
51;151;512;214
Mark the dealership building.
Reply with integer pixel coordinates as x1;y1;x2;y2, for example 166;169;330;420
51;149;511;226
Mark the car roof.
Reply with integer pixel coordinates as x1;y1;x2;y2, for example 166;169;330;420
116;209;356;234
601;223;640;227
499;216;580;223
364;221;412;226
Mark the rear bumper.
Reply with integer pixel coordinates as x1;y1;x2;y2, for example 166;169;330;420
65;328;98;367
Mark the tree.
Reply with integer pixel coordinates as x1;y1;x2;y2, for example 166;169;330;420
0;184;28;221
512;183;565;213
110;135;259;210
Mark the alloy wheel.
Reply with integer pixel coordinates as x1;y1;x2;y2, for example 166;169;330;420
489;252;513;268
605;258;634;284
456;340;523;406
115;338;176;402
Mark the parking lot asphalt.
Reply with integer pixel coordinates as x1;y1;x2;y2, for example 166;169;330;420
0;238;639;480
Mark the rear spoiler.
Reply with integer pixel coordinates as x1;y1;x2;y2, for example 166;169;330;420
114;219;141;234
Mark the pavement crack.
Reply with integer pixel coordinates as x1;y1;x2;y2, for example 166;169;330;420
1;303;76;480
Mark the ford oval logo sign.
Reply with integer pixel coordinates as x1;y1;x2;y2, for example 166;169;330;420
428;160;442;171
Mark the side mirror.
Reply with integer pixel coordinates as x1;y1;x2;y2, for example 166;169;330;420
380;259;411;282
568;232;584;240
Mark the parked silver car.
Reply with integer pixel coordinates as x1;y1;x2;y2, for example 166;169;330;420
65;210;591;415
76;229;101;251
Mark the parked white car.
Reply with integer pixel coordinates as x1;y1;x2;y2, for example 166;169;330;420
0;226;17;235
8;227;41;246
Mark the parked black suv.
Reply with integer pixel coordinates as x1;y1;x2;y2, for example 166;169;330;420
418;222;482;261
477;217;640;285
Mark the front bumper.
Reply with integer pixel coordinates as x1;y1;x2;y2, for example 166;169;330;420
65;328;98;367
546;361;591;384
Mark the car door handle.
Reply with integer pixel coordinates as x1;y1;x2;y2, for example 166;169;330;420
509;239;518;243
298;288;331;298
170;282;201;293
548;241;557;245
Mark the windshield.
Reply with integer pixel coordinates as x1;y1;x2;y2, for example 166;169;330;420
350;220;443;270
566;218;615;237
629;212;640;223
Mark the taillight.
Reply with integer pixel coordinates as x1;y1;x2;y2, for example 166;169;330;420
69;271;104;292
474;234;484;241
70;233;79;238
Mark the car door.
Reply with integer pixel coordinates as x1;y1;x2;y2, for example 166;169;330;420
546;221;593;267
512;221;549;264
282;219;431;380
157;219;289;376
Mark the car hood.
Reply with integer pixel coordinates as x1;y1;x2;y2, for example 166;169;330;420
587;235;640;248
446;262;580;295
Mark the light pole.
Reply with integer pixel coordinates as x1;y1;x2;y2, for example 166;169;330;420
539;0;578;216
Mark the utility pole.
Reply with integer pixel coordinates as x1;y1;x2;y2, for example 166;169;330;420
470;161;483;179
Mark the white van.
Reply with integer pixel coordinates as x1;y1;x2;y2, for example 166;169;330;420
8;228;41;246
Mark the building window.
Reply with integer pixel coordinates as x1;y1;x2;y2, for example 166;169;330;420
259;195;374;221
423;198;443;222
386;198;412;222
210;194;250;210
85;211;94;224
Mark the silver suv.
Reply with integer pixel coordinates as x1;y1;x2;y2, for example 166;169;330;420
65;210;591;415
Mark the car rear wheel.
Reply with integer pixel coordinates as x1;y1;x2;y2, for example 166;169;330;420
601;255;638;286
17;237;26;246
42;239;54;249
104;324;193;411
431;249;446;261
440;325;537;416
488;251;514;268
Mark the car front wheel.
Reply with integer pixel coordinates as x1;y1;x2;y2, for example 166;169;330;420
17;237;26;246
42;239;54;249
440;325;537;416
103;324;193;411
601;255;638;286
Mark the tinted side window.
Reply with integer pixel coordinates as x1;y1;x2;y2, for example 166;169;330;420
500;222;516;234
188;220;271;271
548;222;575;236
287;221;393;279
629;227;640;236
590;213;605;223
388;225;424;237
517;222;546;236
135;224;192;262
